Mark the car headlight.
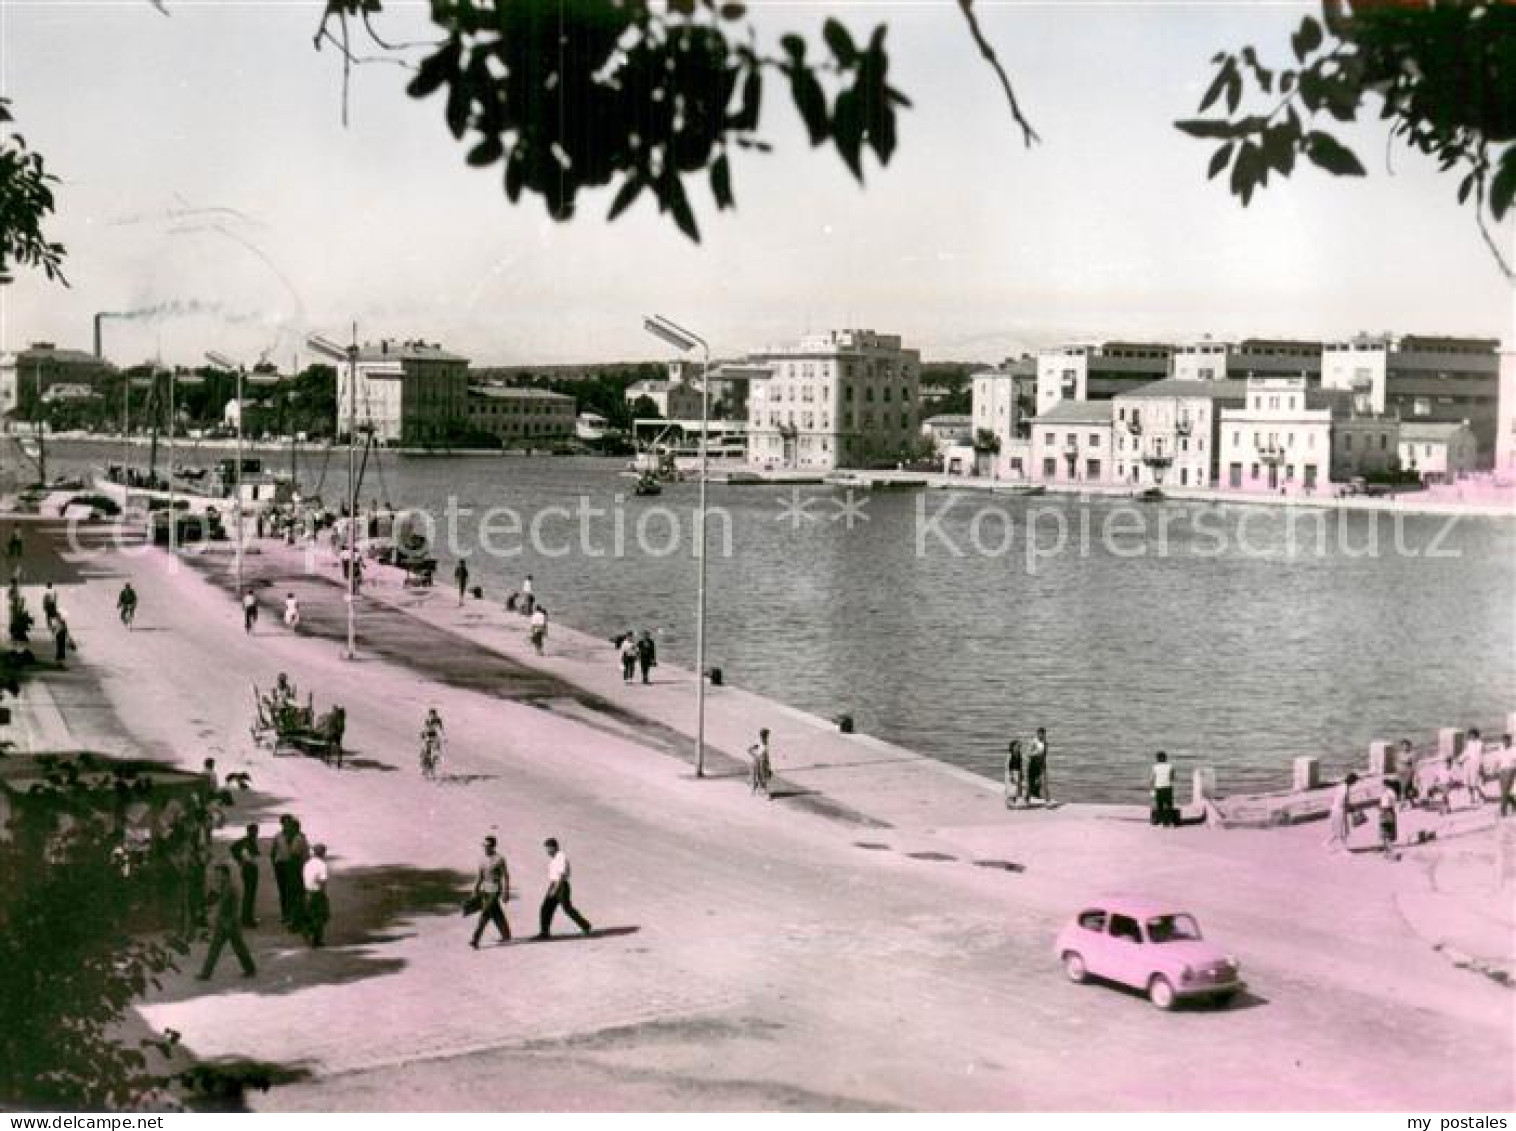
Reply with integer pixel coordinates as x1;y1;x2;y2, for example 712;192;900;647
1180;964;1195;984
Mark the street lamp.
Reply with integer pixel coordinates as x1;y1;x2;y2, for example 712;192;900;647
206;351;245;599
642;314;710;779
307;329;360;661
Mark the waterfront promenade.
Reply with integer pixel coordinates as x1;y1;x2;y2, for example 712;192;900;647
6;517;1514;1110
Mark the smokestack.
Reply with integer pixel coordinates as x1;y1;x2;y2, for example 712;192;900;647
94;313;104;358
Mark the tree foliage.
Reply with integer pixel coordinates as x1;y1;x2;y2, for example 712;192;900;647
0;98;66;286
1178;1;1516;274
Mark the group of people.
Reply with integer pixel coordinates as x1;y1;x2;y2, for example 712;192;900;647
613;630;658;684
469;833;593;948
1002;728;1052;808
199;814;333;980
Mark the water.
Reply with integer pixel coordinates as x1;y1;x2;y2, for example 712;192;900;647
41;440;1516;801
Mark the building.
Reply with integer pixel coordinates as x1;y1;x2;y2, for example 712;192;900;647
1218;376;1334;493
1170;339;1322;383
921;414;974;452
625;376;704;420
706;361;770;420
0;343;117;418
1111;379;1248;489
1331;414;1401;481
746;330;920;471
970;358;1036;478
1324;334;1499;458
1030;400;1114;486
467;386;576;446
1035;342;1172;415
1398;421;1478;483
337;340;469;445
1497;348;1516;475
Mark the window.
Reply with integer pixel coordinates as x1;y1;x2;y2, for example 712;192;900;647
1088;433;1100;448
1251;463;1260;479
1344;434;1353;451
882;386;892;403
1042;457;1056;478
901;413;910;429
1086;458;1101;479
1145;915;1201;944
1379;433;1387;451
1044;432;1054;445
1109;915;1142;944
1232;431;1240;447
865;387;874;403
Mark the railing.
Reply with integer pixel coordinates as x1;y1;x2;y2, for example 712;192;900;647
1141;452;1173;468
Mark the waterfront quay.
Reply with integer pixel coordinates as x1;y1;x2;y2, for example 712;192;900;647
4;515;1513;1111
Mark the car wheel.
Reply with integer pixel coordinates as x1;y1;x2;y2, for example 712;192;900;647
1062;952;1088;984
1148;975;1176;1010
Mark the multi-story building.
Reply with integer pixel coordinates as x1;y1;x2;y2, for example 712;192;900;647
0;343;117;418
1111;379;1248;489
745;330;920;471
1035;343;1172;415
1219;376;1334;493
1398;421;1479;483
921;414;974;452
1331;414;1401;481
1324;334;1499;458
970;358;1036;469
467;386;576;447
1170;339;1322;383
1030;400;1113;485
1497;348;1516;475
337;340;469;445
625;374;705;420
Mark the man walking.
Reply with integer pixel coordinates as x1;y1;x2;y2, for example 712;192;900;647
522;573;535;615
196;864;256;980
454;559;470;607
536;838;592;939
636;630;657;685
1462;727;1485;808
529;605;548;655
749;728;773;799
1028;727;1049;804
116;582;137;630
242;588;258;634
1497;733;1516;819
470;834;511;948
1149;751;1178;827
41;583;58;631
229;823;261;928
303;843;330;948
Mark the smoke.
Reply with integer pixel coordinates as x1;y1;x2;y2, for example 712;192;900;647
99;300;270;326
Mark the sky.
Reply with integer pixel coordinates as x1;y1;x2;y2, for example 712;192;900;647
1;0;1512;367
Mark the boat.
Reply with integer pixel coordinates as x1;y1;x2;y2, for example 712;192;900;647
992;483;1046;497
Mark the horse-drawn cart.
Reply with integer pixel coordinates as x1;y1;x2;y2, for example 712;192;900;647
251;685;347;767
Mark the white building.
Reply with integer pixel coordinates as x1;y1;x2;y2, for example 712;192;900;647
746;330;920;471
337;341;470;445
970;359;1036;477
921;414;974;452
1030;400;1114;486
1035;343;1172;415
625;377;704;420
1398;421;1479;483
1219;376;1333;493
1498;348;1516;475
1173;338;1322;384
1111;379;1247;489
467;386;577;446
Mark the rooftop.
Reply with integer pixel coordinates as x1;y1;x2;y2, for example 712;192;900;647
1035;399;1114;425
1399;421;1470;442
469;386;574;402
1115;378;1250;401
356;341;468;364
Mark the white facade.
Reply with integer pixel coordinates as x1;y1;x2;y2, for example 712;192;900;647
1218;376;1332;493
1322;338;1389;414
625;379;704;420
1169;342;1231;382
1111;380;1246;489
337;342;470;445
1035;347;1089;415
921;414;973;452
1398;421;1479;482
971;365;1036;478
746;330;920;471
1497;349;1516;475
1030;401;1114;485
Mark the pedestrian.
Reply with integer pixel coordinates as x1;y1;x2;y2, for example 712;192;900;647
270;815;309;929
6;527;22;561
749;728;773;799
303;843;330;948
454;559;470;607
116;581;137;630
195;863;256;980
470;834;511;948
636;630;657;685
618;632;637;682
535;837;592;939
1461;728;1485;807
1497;733;1516;819
1396;738;1417;807
1027;727;1049;804
41;583;58;630
1378;779;1399;859
51;613;72;665
522;573;535;615
1324;772;1357;851
282;592;301;630
419;708;445;781
529;605;548;655
1003;740;1024;808
1149;750;1178;827
242;588;258;634
229;823;261;928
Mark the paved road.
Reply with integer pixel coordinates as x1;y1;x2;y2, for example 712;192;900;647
15;520;1513;1111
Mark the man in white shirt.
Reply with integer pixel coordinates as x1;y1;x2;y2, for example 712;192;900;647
303;843;330;948
1461;727;1485;808
522;574;535;615
536;838;592;939
1149;751;1177;827
529;606;549;655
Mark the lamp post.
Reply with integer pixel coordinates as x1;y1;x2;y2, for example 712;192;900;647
642;314;710;778
307;329;360;660
206;351;245;598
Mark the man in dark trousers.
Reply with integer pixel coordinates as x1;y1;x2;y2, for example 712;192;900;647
229;823;261;928
1149;751;1178;827
470;834;511;948
453;559;470;607
196;864;256;980
536;837;592;939
303;843;330;948
636;630;657;685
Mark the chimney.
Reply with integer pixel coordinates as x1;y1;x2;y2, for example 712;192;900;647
93;313;104;359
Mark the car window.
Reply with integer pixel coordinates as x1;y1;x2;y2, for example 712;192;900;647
1146;914;1202;943
1108;914;1142;943
1077;909;1107;932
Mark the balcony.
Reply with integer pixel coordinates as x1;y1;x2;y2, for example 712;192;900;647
1258;444;1285;465
1063;437;1080;451
1141;452;1173;469
1175;418;1193;437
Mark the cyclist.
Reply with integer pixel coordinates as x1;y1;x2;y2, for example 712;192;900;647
117;582;138;630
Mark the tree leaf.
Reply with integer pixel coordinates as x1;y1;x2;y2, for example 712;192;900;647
1175;118;1238;140
789;66;830;145
1207;142;1233;180
710;153;734;209
1199;60;1232;114
1490;146;1516;220
1305;131;1365;177
663;174;701;241
466;135;503;167
607;174;644;220
1291;16;1322;63
822;18;857;66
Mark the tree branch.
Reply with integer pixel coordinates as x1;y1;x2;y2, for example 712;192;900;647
955;0;1038;147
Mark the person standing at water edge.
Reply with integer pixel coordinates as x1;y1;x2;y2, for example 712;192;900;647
242;589;258;634
1003;740;1024;808
196;864;256;980
1325;773;1357;851
749;728;774;799
229;823;261;928
1461;728;1485;807
636;630;657;684
471;835;512;948
303;843;330;947
1378;779;1399;858
454;559;470;606
1027;728;1049;804
536;838;592;939
1149;751;1177;827
530;605;548;655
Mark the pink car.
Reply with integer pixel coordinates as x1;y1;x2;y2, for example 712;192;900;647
1054;897;1245;1010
